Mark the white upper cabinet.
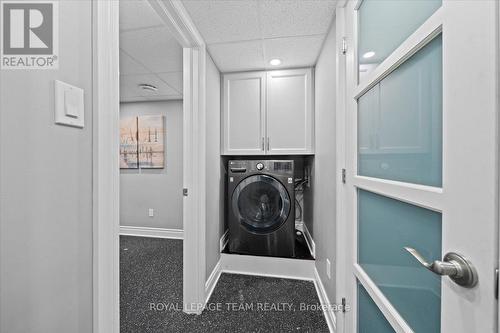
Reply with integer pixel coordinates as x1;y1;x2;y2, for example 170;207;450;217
266;69;313;155
222;68;314;155
222;72;266;155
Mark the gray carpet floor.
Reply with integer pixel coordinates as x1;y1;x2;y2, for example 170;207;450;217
120;236;329;332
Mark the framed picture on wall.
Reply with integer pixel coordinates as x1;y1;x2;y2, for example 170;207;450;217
120;117;139;169
138;115;165;169
120;115;165;169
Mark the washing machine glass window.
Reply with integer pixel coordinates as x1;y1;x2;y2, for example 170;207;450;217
232;174;291;234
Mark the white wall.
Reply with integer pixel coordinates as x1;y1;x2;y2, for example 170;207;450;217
120;100;183;230
205;53;223;278
312;18;337;303
0;1;93;332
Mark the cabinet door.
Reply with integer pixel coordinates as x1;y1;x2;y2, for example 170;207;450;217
266;68;313;155
222;72;266;155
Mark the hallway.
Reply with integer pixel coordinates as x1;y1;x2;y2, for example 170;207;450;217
1;1;498;332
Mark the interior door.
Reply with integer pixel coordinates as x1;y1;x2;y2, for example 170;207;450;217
342;1;498;332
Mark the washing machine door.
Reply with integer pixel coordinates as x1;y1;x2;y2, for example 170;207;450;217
232;174;291;234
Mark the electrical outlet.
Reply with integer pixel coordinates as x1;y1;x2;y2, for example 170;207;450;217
148;208;154;217
326;259;331;279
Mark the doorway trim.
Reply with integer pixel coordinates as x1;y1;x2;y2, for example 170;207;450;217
333;2;348;333
92;1;120;332
147;0;207;315
92;1;208;332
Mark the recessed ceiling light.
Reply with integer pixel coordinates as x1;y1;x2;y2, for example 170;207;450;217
363;51;375;59
269;58;282;66
138;83;158;92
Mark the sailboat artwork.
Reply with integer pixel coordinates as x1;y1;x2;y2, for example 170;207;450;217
120;117;139;169
138;115;165;169
119;115;165;169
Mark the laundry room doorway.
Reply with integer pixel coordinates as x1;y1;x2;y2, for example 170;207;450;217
92;1;209;332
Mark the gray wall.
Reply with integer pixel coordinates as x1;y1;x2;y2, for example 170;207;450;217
120;100;183;230
0;1;93;332
312;18;337;303
205;53;223;278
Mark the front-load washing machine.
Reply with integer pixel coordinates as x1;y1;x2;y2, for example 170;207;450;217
227;160;295;258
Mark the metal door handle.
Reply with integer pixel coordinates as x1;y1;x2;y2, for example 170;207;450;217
267;137;270;151
404;247;478;288
261;137;265;151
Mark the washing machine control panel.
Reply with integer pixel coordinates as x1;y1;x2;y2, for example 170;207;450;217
229;160;293;175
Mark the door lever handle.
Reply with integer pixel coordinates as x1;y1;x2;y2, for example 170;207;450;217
404;247;458;276
404;247;478;288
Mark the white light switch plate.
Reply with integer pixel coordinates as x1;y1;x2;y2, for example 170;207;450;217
55;80;84;128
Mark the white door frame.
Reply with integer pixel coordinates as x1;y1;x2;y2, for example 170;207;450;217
92;1;120;332
92;1;208;332
147;0;208;315
334;2;348;333
498;2;500;331
337;0;499;332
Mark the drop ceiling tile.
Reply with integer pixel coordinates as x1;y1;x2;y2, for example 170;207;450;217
260;0;336;39
182;0;261;43
120;79;141;100
120;74;180;101
208;40;265;72
263;35;325;69
119;50;150;75
157;71;183;93
119;0;164;31
120;27;183;73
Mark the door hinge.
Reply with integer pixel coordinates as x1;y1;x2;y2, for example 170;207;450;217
341;297;347;313
183;188;188;197
342;168;346;184
495;268;499;299
341;37;347;55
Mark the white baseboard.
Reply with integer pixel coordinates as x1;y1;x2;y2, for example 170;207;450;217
219;229;229;252
296;221;316;258
314;267;336;333
302;222;316;258
119;226;184;239
205;259;222;304
220;253;316;281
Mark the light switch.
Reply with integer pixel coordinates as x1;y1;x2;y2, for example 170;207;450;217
64;89;80;118
55;80;84;128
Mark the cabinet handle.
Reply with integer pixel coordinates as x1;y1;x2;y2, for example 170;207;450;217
261;137;265;151
267;137;270;151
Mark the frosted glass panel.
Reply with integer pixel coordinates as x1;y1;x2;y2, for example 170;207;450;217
358;283;395;333
358;0;441;79
358;190;441;333
358;35;442;187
